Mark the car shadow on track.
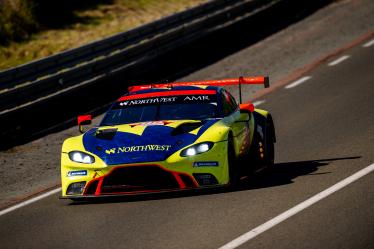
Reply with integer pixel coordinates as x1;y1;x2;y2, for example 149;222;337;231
67;156;360;206
235;156;361;192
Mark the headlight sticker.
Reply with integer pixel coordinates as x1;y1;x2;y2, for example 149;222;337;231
193;161;219;167
67;170;88;177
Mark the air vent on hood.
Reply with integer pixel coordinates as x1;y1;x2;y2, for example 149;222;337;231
95;128;118;140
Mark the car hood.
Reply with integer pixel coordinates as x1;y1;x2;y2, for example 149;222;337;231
82;119;219;165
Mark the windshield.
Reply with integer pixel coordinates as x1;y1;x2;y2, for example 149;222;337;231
101;93;218;126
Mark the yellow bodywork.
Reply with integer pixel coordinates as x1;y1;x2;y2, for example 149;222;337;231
61;109;267;197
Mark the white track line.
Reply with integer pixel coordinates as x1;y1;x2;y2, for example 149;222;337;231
218;162;374;249
362;39;374;48
0;187;61;217
284;76;312;89
253;100;266;107
328;55;350;66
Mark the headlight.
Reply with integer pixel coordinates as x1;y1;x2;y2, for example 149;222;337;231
68;151;95;164
180;142;214;157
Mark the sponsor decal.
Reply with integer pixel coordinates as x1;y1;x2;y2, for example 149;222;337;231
67;170;88;177
142;121;167;126
130;121;172;127
105;144;172;155
193;161;219;167
119;97;177;106
183;95;210;101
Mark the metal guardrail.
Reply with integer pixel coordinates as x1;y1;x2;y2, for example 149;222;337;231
0;0;273;114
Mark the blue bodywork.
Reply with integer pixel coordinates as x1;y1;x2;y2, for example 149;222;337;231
82;119;218;165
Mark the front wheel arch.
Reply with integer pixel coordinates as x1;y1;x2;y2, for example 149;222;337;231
251;110;276;169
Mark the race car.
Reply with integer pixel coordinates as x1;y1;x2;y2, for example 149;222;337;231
60;76;276;199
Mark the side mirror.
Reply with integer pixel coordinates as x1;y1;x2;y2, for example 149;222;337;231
237;112;250;122
78;115;92;133
236;103;254;122
239;103;254;113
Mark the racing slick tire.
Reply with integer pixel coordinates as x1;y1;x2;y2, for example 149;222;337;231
246;114;275;172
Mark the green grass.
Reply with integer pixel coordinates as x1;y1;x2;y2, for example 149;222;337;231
0;0;207;71
0;0;38;43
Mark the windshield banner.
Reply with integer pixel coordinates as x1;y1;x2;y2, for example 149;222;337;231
113;95;217;109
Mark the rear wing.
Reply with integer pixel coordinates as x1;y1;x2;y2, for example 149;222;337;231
128;76;269;103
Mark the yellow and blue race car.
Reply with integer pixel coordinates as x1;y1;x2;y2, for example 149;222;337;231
60;77;275;199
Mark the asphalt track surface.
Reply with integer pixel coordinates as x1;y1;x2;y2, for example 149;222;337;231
0;31;374;248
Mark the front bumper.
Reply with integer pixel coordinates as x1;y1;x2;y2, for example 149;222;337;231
61;141;229;198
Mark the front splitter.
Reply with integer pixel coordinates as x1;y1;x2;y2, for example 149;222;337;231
60;184;228;200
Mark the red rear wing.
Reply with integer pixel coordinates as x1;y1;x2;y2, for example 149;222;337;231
128;76;269;93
